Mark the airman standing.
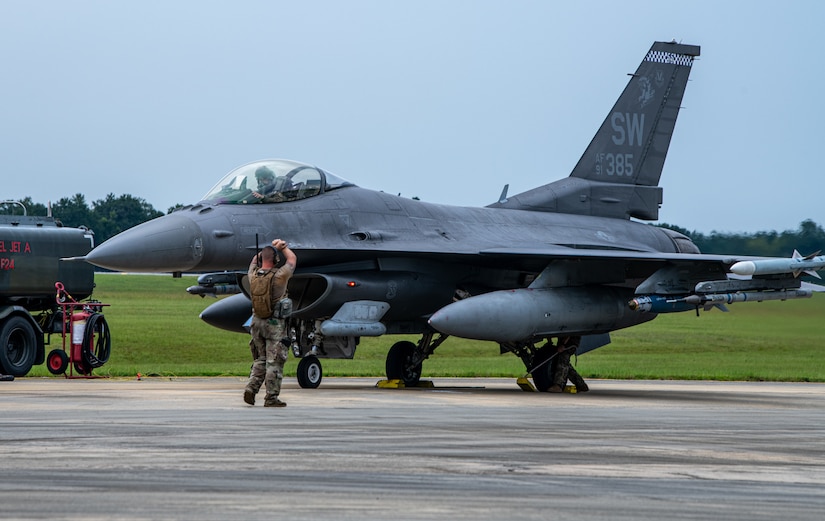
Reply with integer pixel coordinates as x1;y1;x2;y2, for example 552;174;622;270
244;239;296;407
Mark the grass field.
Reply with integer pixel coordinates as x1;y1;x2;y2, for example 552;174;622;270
26;273;825;381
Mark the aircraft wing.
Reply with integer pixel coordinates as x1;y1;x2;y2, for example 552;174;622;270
479;246;748;265
428;246;823;343
482;246;825;292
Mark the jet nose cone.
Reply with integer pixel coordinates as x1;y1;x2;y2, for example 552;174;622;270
86;214;204;272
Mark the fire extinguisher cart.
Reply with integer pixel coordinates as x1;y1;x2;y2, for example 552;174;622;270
46;282;111;378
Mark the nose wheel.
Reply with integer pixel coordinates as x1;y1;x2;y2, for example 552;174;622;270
297;355;323;388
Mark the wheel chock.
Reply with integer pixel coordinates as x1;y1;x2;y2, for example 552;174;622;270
375;379;435;389
516;376;536;392
376;379;405;389
515;378;578;393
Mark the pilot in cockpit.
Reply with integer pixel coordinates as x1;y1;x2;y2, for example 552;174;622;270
251;166;288;203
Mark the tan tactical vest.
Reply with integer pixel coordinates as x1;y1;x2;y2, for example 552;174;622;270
250;270;276;319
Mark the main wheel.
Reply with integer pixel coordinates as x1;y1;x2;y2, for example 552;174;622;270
0;316;38;377
385;340;422;387
297;356;323;388
47;349;70;375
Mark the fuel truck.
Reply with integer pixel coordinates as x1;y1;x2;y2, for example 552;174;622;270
0;203;109;376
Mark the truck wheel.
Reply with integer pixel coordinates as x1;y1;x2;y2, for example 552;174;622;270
0;316;38;377
47;349;70;375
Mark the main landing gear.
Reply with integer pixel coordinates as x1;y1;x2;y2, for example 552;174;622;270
295;334;448;389
500;338;556;392
289;320;448;389
384;332;448;387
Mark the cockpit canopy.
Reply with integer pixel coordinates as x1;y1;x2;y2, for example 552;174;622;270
200;159;354;205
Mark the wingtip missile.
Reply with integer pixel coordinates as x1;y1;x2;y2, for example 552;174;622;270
729;253;825;278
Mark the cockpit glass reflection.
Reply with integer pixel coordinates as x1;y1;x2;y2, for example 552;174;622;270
200;159;354;205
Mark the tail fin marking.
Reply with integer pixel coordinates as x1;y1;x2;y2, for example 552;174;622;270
490;41;700;220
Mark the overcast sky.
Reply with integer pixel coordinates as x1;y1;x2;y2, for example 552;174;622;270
2;0;822;234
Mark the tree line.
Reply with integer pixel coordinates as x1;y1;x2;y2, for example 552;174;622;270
2;194;824;257
2;194;173;245
659;219;825;257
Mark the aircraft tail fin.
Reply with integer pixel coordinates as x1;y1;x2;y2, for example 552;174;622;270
490;41;700;220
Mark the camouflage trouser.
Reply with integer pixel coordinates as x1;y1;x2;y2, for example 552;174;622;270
246;316;289;402
552;349;587;389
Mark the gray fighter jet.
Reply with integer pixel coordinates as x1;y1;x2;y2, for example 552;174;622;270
85;41;823;390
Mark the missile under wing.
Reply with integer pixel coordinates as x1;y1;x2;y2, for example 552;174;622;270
85;41;824;392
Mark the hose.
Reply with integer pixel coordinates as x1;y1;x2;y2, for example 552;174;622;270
81;312;111;368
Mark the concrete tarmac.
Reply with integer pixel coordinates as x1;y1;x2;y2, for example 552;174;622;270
1;377;824;520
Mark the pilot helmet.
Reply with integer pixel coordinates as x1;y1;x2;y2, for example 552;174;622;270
255;166;275;182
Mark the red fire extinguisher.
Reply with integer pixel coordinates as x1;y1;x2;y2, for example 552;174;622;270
71;311;90;363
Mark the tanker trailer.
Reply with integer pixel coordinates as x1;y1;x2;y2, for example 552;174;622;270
0;205;104;376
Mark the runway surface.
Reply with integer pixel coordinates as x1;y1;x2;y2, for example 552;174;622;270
1;377;823;520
